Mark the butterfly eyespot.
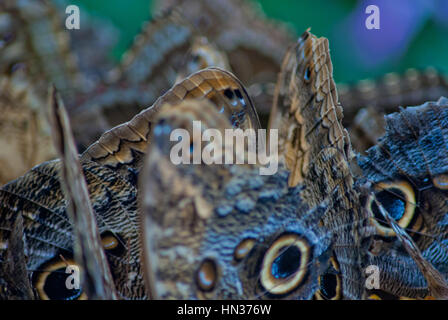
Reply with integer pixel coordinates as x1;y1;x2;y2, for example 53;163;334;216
196;259;218;292
260;233;310;295
234;89;244;100
314;257;341;300
433;174;448;190
367;180;417;237
33;257;87;300
100;231;125;256
304;67;311;82
223;88;234;99
234;238;256;262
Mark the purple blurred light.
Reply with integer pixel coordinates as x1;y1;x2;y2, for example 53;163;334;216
342;0;434;68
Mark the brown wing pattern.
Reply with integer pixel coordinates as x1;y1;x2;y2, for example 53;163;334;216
81;68;260;184
48;88;119;300
269;30;368;299
139;99;333;299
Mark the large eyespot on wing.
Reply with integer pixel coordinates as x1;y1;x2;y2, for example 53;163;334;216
357;99;448;298
259;233;311;296
314;256;342;300
32;256;87;301
366;180;418;237
372;196;448;299
139;99;332;299
268;30;366;300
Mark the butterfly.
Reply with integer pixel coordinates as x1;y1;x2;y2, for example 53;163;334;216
1;12;448;300
139;98;334;299
268;30;369;299
0;67;263;300
357;97;448;299
109;30;367;300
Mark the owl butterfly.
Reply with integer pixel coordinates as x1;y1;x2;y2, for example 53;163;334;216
357;97;448;299
339;69;448;153
153;0;295;121
141;31;368;300
0;68;56;185
72;9;230;150
139;99;334;299
268;30;369;299
0;68;260;300
0;0;83;104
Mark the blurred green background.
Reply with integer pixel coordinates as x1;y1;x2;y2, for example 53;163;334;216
69;0;448;84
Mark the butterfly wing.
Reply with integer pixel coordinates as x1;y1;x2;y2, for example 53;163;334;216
139;98;332;299
0;95;145;300
0;213;35;299
338;69;448;129
269;30;368;299
81;67;261;184
0;67;259;300
71;9;233;150
153;0;295;120
358;97;448;299
48;88;118;299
